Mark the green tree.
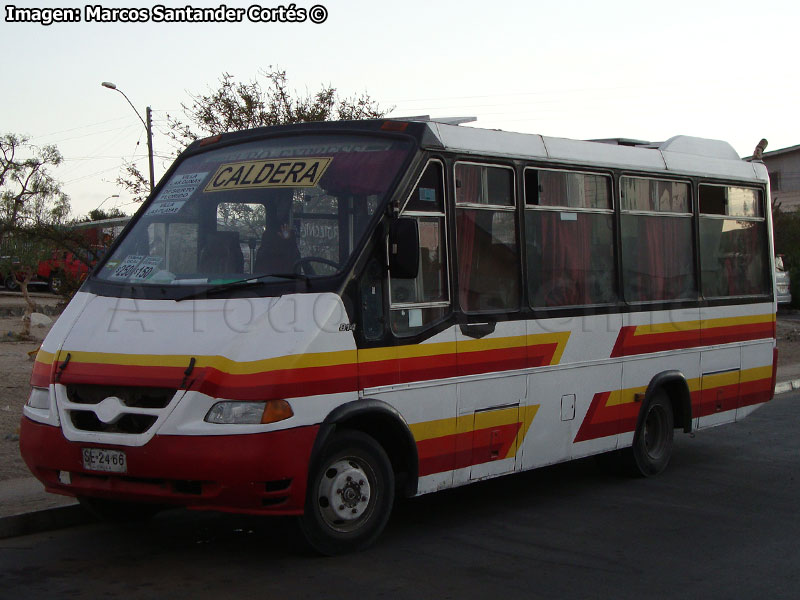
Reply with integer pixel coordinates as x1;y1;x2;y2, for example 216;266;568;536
117;67;390;203
83;207;127;222
1;134;69;246
1;133;71;337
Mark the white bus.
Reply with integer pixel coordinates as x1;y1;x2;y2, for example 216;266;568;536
20;119;777;554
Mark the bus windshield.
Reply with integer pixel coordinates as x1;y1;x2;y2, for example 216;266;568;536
95;134;411;286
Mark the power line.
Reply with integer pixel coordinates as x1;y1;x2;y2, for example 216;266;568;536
28;116;134;140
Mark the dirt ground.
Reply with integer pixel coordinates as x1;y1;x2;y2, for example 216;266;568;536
0;316;53;480
2;313;800;483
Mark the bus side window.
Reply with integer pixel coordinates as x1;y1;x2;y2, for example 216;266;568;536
524;169;616;307
699;185;770;297
620;177;695;302
455;162;520;312
389;161;450;337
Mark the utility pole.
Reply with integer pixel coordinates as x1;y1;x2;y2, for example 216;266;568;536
146;106;155;190
101;81;155;193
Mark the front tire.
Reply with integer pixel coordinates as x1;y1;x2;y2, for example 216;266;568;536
627;389;674;476
298;430;394;555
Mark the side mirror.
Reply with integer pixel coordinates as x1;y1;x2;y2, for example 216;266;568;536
388;218;419;279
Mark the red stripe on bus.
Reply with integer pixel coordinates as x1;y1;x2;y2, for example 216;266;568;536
611;322;774;358
30;360;52;388
574;392;640;443
57;362;360;401
416;422;522;477
611;327;700;357
700;322;775;346
44;341;561;400
575;377;773;443
358;352;459;388
739;377;773;409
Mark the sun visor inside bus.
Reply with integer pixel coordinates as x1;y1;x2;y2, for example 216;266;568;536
320;150;408;196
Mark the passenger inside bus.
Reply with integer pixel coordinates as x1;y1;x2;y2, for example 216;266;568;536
255;196;301;275
255;223;300;274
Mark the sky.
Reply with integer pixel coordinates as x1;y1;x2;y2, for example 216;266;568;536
3;0;799;217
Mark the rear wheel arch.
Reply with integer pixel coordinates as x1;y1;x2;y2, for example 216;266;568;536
642;370;693;433
311;399;419;498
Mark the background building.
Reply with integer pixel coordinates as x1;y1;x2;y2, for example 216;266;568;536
761;145;800;211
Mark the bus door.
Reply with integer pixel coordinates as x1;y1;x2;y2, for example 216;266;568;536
455;324;527;484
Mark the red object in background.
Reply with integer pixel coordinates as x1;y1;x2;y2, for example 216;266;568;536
36;250;92;281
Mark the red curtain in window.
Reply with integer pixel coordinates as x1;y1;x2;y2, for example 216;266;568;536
455;165;482;309
538;212;592;306
457;211;476;308
641;216;689;300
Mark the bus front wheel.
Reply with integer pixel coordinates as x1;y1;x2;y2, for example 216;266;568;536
628;389;674;476
298;430;394;555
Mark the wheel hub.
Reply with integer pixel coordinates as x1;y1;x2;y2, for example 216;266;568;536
318;459;371;524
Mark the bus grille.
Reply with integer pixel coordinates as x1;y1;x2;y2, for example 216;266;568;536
63;385;176;435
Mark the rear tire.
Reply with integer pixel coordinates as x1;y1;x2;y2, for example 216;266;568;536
626;389;674;476
4;275;19;291
298;430;394;555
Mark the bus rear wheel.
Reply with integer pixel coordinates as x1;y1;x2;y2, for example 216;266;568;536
298;430;394;555
628;389;674;476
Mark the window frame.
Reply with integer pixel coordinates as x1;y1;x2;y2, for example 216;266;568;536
453;160;520;315
698;183;770;300
522;167;618;309
454;160;517;212
618;175;697;304
698;183;765;221
388;158;451;311
523;166;615;214
619;175;693;217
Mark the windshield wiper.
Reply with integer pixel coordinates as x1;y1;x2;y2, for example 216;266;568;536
174;273;309;302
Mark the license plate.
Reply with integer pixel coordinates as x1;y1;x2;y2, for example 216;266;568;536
82;448;127;473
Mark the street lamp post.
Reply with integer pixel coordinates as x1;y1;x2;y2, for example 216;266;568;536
96;194;120;211
101;81;155;191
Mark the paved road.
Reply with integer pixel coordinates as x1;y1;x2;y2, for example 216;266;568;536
2;392;799;600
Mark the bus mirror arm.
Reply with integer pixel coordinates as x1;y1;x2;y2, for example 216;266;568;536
388;218;420;279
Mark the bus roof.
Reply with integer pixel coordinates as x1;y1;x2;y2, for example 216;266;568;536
421;121;767;183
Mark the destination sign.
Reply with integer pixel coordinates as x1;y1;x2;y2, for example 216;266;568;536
204;157;332;192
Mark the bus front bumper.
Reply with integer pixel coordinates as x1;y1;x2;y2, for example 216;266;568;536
19;418;319;516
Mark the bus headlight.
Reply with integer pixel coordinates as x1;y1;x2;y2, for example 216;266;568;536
204;400;293;425
26;387;51;410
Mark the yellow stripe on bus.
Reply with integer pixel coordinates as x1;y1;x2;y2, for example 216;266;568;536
43;348;358;374
43;330;571;376
409;404;541;445
607;365;771;407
